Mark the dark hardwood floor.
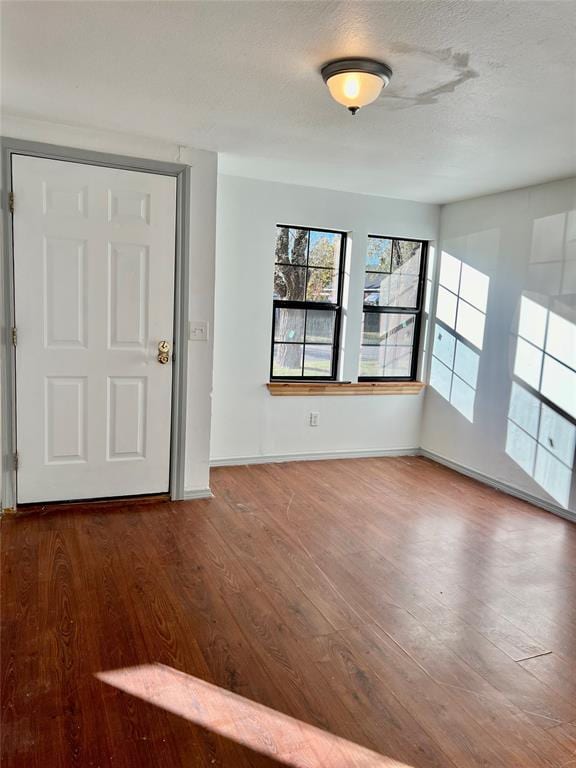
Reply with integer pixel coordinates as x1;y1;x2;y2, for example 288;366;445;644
2;456;576;767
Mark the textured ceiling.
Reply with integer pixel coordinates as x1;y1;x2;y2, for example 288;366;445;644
1;1;575;203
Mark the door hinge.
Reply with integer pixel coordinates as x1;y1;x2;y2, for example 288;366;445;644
8;192;14;215
13;452;19;472
11;327;17;346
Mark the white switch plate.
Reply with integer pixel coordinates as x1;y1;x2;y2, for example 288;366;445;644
189;320;209;341
309;411;320;427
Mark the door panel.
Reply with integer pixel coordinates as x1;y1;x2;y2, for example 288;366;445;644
13;155;176;503
107;376;147;460
108;243;149;348
44;237;87;347
45;377;88;464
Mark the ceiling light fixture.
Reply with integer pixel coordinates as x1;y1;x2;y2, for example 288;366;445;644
321;58;393;116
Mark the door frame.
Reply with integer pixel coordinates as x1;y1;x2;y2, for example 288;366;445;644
1;137;191;510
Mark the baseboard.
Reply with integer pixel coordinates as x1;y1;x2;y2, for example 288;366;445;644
210;447;419;467
419;448;576;524
182;488;213;500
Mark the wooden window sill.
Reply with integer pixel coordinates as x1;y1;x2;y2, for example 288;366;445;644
267;381;425;396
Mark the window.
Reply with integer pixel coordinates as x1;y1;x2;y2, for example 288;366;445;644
359;236;427;380
271;226;345;379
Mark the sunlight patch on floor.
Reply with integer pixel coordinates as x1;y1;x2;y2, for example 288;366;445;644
96;663;414;767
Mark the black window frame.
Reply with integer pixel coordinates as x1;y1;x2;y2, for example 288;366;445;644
270;224;346;381
359;235;428;382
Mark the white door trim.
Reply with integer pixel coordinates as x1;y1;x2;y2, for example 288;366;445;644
1;137;191;510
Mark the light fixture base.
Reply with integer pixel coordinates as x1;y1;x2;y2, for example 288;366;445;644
320;58;393;86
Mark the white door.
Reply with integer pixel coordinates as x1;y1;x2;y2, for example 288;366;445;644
12;155;176;503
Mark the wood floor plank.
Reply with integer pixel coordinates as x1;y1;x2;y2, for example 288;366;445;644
323;547;576;727
518;651;576;706
547;721;576;756
2;456;575;767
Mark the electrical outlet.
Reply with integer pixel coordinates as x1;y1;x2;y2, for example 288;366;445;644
309;411;320;427
189;321;208;341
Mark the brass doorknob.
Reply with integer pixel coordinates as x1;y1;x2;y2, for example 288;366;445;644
157;340;170;364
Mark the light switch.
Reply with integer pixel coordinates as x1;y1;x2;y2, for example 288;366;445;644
189;321;208;341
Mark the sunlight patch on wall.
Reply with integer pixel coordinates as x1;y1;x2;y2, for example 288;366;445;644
506;382;575;507
430;326;479;422
507;294;576;507
528;210;576;299
96;663;414;768
513;296;576;419
429;252;489;422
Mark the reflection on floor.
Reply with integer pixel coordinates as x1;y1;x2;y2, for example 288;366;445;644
2;457;576;767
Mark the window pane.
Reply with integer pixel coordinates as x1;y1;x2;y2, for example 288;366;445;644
385;314;416;346
274;308;305;343
365;273;419;309
385;345;412;376
303;345;332;376
360;313;415;377
391;240;422;276
272;343;303;376
364;291;381;306
362;311;382;345
275;227;308;265
274;264;306;301
360;343;412;378
275;226;290;263
305;310;335;344
359;346;385;377
364;272;391;306
308;231;342;269
366;238;392;272
388;274;419;308
306;268;337;302
362;313;415;347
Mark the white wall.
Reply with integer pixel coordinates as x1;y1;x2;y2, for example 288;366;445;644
1;114;217;498
184;149;217;492
211;175;439;463
421;177;576;518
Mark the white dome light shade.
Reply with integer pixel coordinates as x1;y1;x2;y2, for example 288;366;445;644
326;72;384;109
321;59;393;115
